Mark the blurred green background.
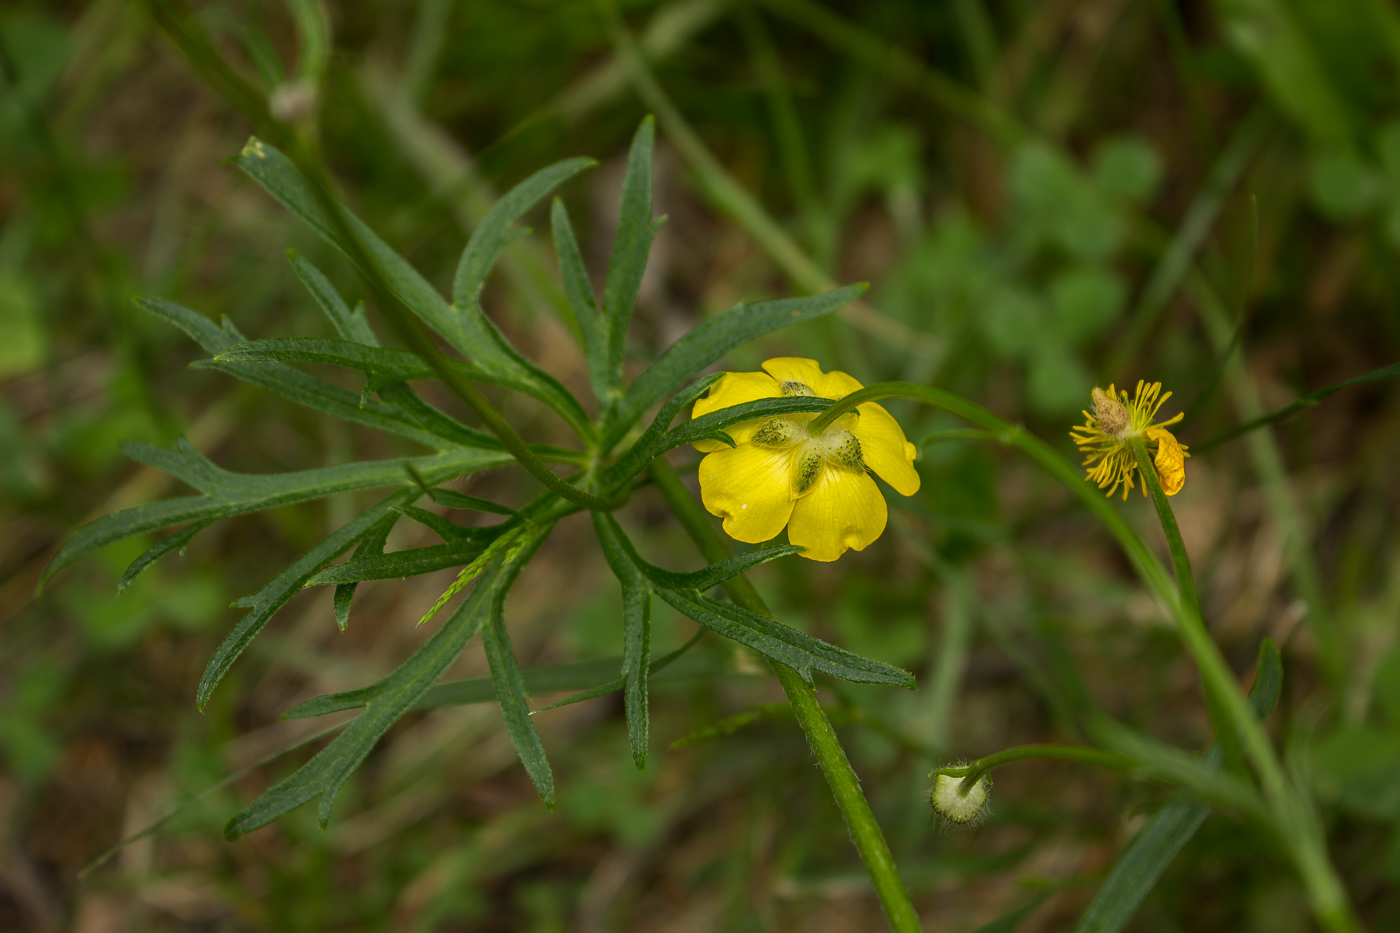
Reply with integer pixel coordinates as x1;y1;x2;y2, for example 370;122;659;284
3;0;1400;929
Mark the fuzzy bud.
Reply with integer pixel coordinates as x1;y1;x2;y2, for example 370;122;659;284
930;772;991;826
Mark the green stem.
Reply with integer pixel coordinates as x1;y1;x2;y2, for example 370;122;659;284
931;744;1138;795
1127;437;1360;933
648;459;923;933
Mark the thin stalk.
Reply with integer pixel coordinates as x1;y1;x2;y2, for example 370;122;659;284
648;459;923;933
1127;437;1360;933
930;744;1138;795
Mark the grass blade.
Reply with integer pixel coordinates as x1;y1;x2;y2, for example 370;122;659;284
1194;361;1400;452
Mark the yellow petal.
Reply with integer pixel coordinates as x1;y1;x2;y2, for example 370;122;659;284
786;465;887;562
699;443;795;543
691;371;781;452
851;402;920;496
814;368;864;399
759;357;827;395
1148;427;1187;496
760;357;866;400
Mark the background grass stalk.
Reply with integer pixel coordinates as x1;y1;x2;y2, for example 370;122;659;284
1127;437;1359;933
648;459;923;933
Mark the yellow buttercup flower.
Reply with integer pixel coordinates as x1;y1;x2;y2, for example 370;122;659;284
692;358;920;562
1070;380;1189;500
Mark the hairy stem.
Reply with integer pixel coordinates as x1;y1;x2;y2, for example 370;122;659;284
648;458;923;933
930;744;1138;796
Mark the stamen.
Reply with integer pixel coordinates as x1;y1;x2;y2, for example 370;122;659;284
780;379;815;397
826;430;864;468
792;448;822;496
751;418;801;448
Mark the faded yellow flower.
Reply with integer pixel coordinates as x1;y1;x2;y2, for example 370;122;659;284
692;359;920;562
1070;380;1189;500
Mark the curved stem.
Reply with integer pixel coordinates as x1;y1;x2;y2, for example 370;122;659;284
649;459;924;933
931;744;1137;795
812;383;1359;932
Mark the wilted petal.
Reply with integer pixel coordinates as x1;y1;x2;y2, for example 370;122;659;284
1148;427;1187;495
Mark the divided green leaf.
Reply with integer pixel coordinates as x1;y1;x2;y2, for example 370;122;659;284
551;197;608;400
231;137;592;437
481;533;556;808
334;513;396;630
287;251;379;346
223;543;532;839
141;297;468;450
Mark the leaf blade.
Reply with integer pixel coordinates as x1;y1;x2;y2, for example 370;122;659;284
481;537;556;808
601;116;658;405
1072;640;1283;933
552;197;608;399
453;157;595;308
